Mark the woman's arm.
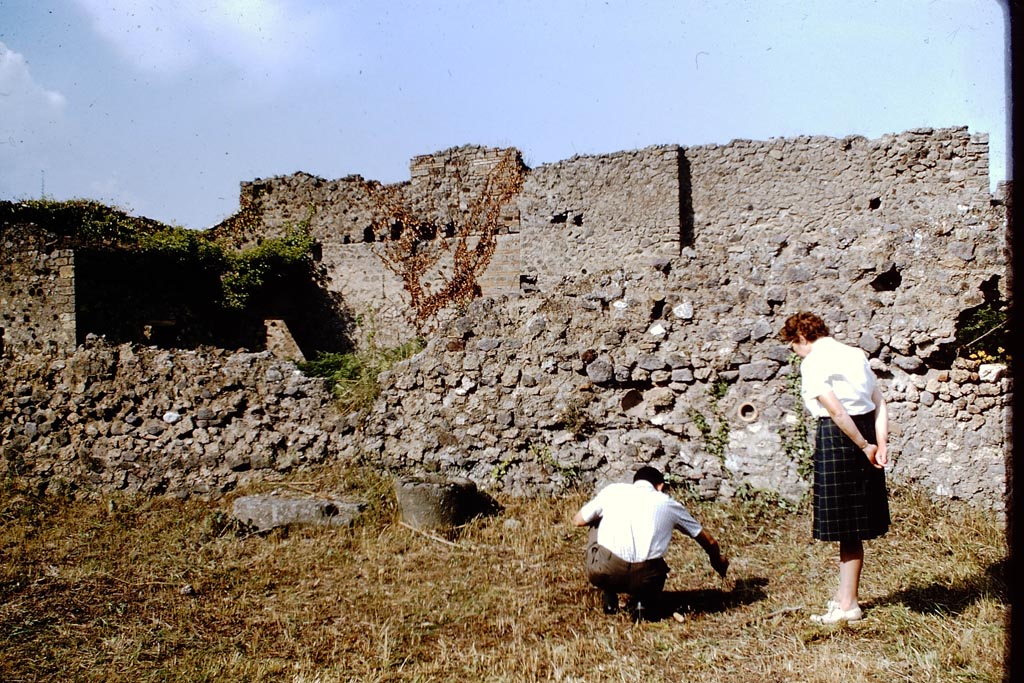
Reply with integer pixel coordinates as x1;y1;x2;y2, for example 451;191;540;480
816;391;884;469
871;386;889;467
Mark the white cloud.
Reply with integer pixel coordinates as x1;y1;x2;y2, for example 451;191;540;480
0;42;67;138
0;42;70;200
71;0;336;78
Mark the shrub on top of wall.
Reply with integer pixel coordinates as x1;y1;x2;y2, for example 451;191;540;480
1;199;318;313
0;198;167;246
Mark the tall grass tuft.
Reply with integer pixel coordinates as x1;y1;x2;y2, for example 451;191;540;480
298;337;425;415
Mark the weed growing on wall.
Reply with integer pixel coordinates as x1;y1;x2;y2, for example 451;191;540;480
558;398;595;438
782;354;813;480
491;444;581;487
298;336;425;417
2;199;318;313
0;198;162;246
364;149;526;330
218;227;316;309
687;380;731;462
956;302;1010;364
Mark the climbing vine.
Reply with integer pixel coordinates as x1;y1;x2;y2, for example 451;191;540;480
364;149;526;331
688;379;731;462
782;354;813;479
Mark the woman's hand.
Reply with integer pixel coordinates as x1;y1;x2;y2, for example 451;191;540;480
863;443;887;469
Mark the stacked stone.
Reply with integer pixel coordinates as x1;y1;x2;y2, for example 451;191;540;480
0;223;77;354
0;338;343;499
358;259;1007;509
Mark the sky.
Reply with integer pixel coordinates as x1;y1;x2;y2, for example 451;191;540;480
0;0;1011;230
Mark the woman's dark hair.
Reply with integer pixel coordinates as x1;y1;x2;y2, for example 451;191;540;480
779;312;830;343
633;466;665;486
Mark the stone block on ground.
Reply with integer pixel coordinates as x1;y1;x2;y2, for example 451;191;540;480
394;474;501;530
232;493;365;531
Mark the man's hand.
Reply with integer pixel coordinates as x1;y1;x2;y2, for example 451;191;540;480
710;552;729;579
695;530;729;578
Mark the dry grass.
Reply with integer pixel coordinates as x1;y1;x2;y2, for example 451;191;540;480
0;465;1007;683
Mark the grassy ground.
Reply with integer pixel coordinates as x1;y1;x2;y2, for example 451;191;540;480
0;465;1007;682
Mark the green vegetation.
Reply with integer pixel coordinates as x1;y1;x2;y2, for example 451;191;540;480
298;337;425;415
957;302;1010;364
559;398;595;437
689;379;731;462
218;228;316;309
782;354;813;480
0;469;1007;682
1;198;317;311
0;197;161;245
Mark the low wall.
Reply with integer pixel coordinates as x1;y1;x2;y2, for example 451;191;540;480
0;339;345;498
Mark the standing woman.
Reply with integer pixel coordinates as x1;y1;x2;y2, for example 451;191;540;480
780;312;890;624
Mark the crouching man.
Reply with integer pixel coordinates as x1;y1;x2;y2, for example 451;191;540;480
572;466;729;618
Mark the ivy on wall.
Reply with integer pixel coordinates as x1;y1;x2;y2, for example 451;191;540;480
1;199;316;311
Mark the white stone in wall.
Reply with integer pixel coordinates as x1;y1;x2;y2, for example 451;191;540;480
673;301;694;319
978;364;1006;382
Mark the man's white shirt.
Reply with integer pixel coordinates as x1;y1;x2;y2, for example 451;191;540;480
577;480;702;562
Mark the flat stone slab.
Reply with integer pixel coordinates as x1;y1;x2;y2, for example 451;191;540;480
232;494;365;531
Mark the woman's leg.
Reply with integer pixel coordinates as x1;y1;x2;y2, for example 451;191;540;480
835;539;864;609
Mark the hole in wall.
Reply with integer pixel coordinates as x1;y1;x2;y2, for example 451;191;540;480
869;197;881;210
620;389;643;412
362;226;375;243
737;402;758;422
869;263;902;291
572;213;583;226
550;212;568;224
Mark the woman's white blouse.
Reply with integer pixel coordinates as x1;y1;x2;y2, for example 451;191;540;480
799;337;877;418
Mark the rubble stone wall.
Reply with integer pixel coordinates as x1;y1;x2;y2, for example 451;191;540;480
0;127;1009;510
0;225;77;354
0;339;344;499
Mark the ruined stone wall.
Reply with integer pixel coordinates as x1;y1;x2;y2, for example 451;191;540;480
355;257;1007;509
517;145;682;290
0;224;76;354
346;127;1009;509
0;127;1007;509
0;338;345;499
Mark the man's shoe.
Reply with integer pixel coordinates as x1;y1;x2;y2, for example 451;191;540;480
810;603;863;624
602;591;619;615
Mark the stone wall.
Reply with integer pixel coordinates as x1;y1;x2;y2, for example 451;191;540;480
517;145;681;289
0;224;76;354
0;338;344;498
0;126;1009;509
223;128;999;349
354;259;1008;509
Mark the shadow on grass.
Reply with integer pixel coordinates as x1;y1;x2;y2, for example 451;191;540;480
649;576;770;622
870;558;1007;615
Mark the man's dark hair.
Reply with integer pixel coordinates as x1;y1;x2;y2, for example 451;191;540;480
633;466;664;486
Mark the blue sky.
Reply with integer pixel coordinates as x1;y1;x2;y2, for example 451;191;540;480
0;0;1010;230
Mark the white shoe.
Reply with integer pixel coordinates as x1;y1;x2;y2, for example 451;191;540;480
811;603;863;624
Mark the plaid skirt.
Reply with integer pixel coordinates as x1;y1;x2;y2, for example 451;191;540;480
812;412;890;542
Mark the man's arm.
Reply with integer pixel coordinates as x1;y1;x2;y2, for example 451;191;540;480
694;529;729;578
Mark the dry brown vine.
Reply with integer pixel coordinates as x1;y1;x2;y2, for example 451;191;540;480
367;148;526;330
